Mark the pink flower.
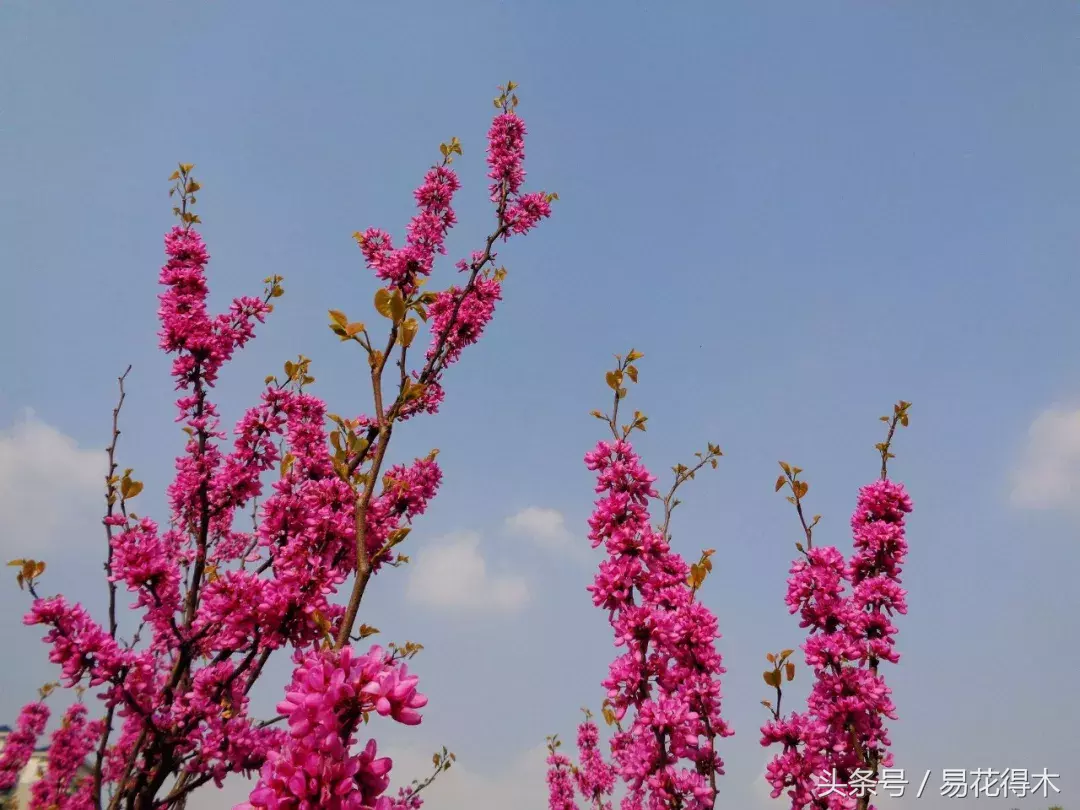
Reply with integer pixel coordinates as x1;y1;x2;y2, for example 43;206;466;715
0;701;50;792
29;703;103;810
546;740;578;810
574;717;615;808
246;646;425;809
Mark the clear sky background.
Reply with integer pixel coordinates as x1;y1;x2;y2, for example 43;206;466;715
2;2;1079;809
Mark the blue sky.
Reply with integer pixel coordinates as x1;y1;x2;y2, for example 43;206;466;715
2;2;1079;808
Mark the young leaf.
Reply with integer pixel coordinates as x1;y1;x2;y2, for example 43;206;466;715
398;318;419;348
388;291;407;323
374;289;394;319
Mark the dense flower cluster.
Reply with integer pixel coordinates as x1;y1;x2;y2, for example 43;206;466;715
574;716;615;809
424;276;502;369
546;741;578;810
0;701;50;793
760;479;912;810
24;598;129;687
242;646;424;810
28;703;103;810
359;164;461;294
11;88;552;810
547;438;732;810
486;112;552;236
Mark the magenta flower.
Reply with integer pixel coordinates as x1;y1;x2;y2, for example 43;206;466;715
0;701;50;792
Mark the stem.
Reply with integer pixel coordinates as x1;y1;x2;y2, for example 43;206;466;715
182;370;212;626
334;421;392;649
103;365;132;639
879;419;898;480
95;365;131;809
660;455;715;542
91;702;118;810
106;726;149;810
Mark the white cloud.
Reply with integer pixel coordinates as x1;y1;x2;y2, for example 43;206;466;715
0;411;102;554
751;763;779;807
505;506;590;561
406;531;529;612
187;743;551;810
1010;406;1080;510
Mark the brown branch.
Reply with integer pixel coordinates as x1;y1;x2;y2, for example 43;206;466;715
334;421;393;649
103;365;132;638
876;401;910;481
106;725;149;810
91;702;117;810
660;454;718;543
94;364;131;810
777;464;817;552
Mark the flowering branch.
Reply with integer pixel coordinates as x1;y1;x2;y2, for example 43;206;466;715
760;404;913;810
6;84;553;810
549;352;732;810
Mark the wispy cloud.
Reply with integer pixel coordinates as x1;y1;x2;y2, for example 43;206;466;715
406;531;529;612
505;506;590;561
1010;406;1080;511
0;410;102;554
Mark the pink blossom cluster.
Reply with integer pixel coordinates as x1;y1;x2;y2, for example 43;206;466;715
358;165;461;294
158;225;272;389
243;645;424;810
548;439;732;810
0;701;50;792
546;741;578;810
24;598;129;687
760;479;912;809
486;112;552;236
28;703;103;810
389;786;424;809
424;276;501;369
574;716;615;810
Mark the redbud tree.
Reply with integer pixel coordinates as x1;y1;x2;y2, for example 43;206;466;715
1;83;555;810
